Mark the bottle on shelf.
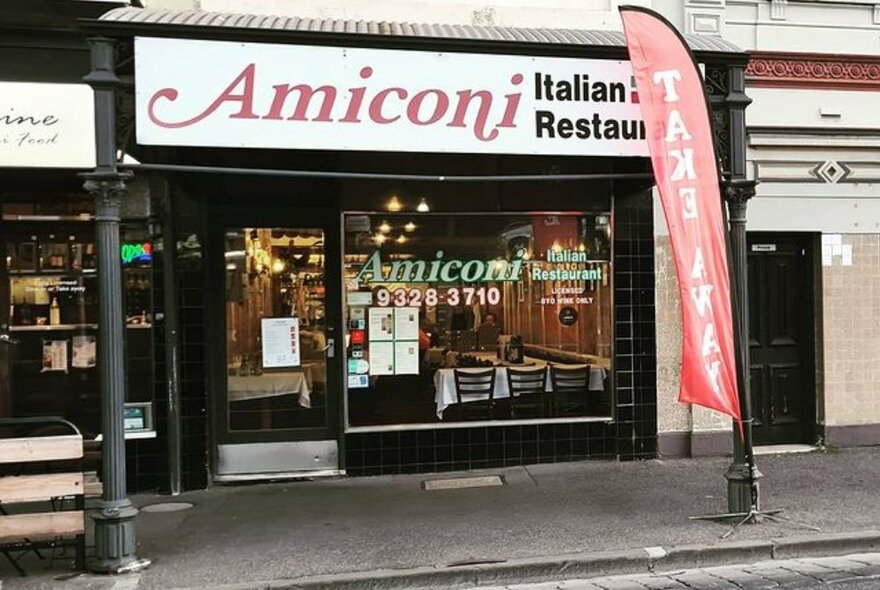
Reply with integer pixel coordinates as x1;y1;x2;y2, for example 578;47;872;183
49;297;61;326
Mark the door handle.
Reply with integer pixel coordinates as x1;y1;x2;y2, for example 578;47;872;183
323;338;335;358
0;334;20;345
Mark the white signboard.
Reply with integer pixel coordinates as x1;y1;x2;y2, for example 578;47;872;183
394;341;420;375
368;307;394;341
0;82;96;168
369;341;394;376
261;317;301;368
393;307;419;341
135;37;647;157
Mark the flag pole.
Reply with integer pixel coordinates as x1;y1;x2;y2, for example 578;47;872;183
617;5;819;535
723;178;761;516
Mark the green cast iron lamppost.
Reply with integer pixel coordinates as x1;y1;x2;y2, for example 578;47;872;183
81;36;150;574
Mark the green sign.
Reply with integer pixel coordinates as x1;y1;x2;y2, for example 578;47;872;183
355;249;525;285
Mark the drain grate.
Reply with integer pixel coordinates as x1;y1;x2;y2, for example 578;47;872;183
421;475;504;491
446;558;508;567
141;502;194;513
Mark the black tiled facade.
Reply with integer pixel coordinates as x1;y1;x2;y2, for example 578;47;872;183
127;187;658;489
346;189;658;475
127;191;209;493
613;190;658;461
345;422;616;476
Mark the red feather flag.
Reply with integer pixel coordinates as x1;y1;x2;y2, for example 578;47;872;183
620;7;742;425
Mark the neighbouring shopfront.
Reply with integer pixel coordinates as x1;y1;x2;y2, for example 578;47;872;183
83;6;751;490
0;36;159;444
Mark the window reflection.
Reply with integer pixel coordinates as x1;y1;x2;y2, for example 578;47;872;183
344;213;613;427
224;228;328;432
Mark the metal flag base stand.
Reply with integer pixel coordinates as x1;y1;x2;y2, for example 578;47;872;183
691;508;821;540
690;435;821;540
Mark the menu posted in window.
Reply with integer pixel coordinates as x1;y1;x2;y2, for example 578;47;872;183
261;317;301;368
368;307;394;341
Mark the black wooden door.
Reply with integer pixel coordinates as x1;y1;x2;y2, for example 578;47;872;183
747;235;815;445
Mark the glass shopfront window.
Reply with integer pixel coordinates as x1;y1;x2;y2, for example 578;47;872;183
0;201;156;437
343;211;613;428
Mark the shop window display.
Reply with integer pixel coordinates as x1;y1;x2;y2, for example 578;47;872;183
0;202;155;437
344;212;613;427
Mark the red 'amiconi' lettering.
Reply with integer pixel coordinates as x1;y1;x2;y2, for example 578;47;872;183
147;64;524;142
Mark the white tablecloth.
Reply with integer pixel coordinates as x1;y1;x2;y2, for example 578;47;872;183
433;363;606;418
228;372;311;408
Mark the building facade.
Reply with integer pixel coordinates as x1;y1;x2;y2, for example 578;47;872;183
656;0;880;456
9;0;875;494
53;1;746;491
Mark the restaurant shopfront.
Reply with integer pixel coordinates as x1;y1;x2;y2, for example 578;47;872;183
86;7;750;488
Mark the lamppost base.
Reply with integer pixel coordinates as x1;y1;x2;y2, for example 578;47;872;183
724;461;761;514
88;503;149;574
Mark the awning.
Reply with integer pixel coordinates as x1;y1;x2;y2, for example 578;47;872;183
95;7;743;56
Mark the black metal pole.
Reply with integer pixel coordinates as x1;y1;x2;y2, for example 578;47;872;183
80;36;149;574
721;65;760;514
160;181;183;496
724;179;759;513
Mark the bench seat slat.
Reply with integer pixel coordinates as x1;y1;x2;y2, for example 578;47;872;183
0;435;83;464
0;511;84;542
0;473;83;503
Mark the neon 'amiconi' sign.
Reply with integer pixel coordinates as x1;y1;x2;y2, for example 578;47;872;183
356;250;525;284
355;249;604;284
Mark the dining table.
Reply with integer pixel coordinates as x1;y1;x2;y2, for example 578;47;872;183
228;371;312;408
433;355;606;419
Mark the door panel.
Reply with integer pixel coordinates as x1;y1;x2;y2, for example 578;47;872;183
767;257;798;346
747;258;762;348
747;236;815;444
769;364;801;426
209;208;342;478
224;227;329;433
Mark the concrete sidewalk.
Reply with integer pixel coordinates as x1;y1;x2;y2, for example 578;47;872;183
4;447;880;589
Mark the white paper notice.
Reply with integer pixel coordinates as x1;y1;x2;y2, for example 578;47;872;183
394;307;419;341
41;340;69;373
368;307;394;341
842;244;853;266
261;317;301;368
394;341;420;375
369;341;394;375
72;335;97;369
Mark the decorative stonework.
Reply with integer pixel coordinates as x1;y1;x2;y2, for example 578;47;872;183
770;0;788;20
811;161;852;184
747;52;880;91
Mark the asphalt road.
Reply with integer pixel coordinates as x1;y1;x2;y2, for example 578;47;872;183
475;552;880;590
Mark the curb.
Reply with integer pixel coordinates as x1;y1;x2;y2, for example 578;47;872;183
169;530;880;590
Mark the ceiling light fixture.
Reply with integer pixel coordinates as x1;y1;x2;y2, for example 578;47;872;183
387;195;403;212
416;198;430;213
404;222;417;232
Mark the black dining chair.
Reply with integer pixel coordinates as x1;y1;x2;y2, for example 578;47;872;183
506;366;547;418
453;367;497;420
549;364;590;417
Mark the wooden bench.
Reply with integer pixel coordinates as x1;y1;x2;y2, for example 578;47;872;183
0;417;86;576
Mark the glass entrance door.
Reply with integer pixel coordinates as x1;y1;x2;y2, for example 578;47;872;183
213;220;341;478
